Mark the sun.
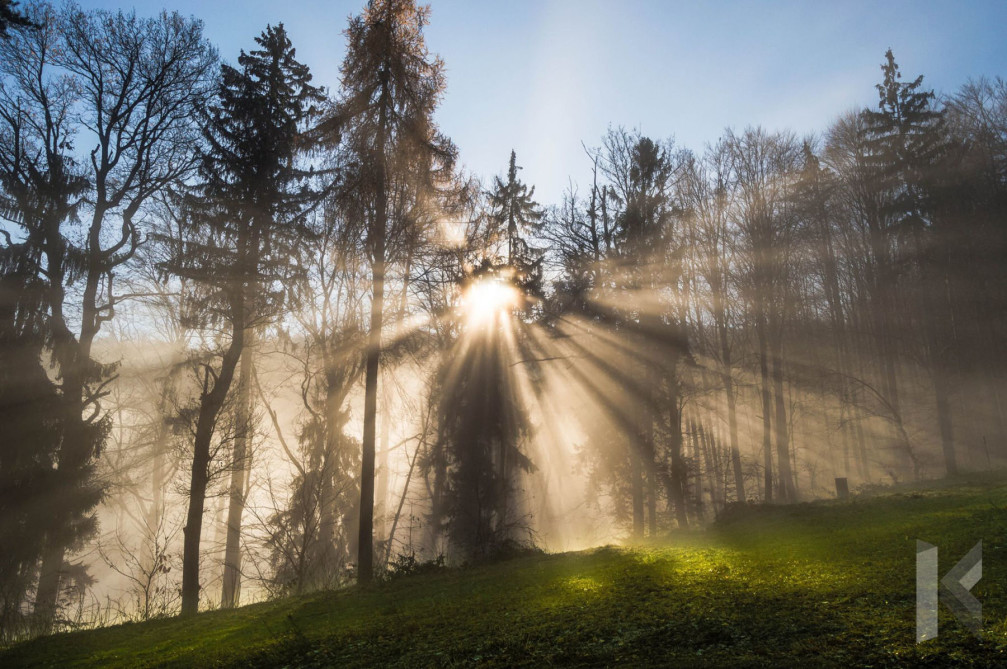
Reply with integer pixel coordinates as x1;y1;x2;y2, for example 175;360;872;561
461;276;519;327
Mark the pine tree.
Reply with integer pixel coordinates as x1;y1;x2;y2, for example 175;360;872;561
166;23;324;616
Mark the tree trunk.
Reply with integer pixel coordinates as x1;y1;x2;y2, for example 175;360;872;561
359;249;384;582
933;352;958;476
317;384;339;582
358;50;391;583
221;334;254;608
376;381;391;546
688;418;705;522
667;402;689;528
723;368;745;503
645;430;657;538
771;348;796;502
700;421;724;511
630;434;644;539
180;328;244;616
757;319;774;502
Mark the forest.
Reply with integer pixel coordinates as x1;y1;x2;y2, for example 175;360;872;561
1;0;1006;658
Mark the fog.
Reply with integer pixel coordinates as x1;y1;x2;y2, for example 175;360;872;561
1;0;1005;642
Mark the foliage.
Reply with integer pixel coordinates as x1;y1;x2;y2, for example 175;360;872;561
382;551;445;581
0;0;216;628
158;21;324;616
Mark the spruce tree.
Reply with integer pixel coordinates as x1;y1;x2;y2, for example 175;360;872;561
2;6;214;626
0;238;72;634
862;50;953;476
166;23;324;615
487;150;545;302
863;49;945;233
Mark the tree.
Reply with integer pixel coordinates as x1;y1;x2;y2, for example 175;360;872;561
544;129;689;535
862;50;950;476
489;150;544;273
605;129;684;535
540;145;616;315
423;155;543;559
0;232;66;637
165;23;323;615
267;198;369;594
727;127;801;502
943;78;1007;459
432;268;535;559
0;3;216;626
328;0;455;584
0;0;32;38
680;140;747;502
861;50;954;475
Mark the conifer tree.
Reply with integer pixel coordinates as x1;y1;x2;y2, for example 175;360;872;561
167;23;324;615
0;4;215;625
487;150;545;302
327;0;455;584
862;50;951;476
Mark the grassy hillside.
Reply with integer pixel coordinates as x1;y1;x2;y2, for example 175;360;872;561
6;475;1007;667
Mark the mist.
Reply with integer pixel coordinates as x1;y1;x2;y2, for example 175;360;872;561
1;1;1005;660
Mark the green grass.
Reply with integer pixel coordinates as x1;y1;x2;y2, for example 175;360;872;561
6;474;1007;667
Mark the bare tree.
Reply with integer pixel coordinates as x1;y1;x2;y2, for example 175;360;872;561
0;3;215;625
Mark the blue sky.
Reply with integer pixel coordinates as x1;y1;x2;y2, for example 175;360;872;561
79;0;1007;204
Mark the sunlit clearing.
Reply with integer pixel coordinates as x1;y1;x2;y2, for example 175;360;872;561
461;277;519;327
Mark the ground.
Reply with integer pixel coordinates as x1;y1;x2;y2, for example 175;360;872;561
5;474;1007;667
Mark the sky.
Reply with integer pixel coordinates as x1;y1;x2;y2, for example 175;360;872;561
78;0;1007;205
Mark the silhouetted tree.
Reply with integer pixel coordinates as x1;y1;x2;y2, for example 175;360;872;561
432;269;535;559
680;140;747;502
864;50;956;475
0;3;215;626
488;150;544;291
326;0;455;584
165;24;323;616
727;127;801;502
0;0;32;38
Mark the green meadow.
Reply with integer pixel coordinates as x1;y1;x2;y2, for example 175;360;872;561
6;475;1007;668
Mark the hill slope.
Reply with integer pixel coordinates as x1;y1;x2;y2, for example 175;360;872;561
6;476;1007;667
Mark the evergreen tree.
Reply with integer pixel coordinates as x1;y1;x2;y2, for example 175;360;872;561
0;233;70;635
431;320;534;560
329;0;456;584
1;5;214;627
422;151;545;561
166;23;324;616
486;150;545;303
0;0;32;38
863;49;945;235
863;50;954;476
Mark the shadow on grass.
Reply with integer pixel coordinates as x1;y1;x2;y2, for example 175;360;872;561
7;479;1007;668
